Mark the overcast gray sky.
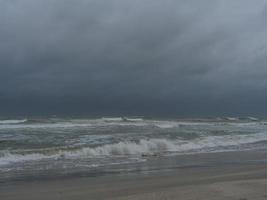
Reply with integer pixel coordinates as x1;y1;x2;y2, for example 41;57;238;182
1;0;267;117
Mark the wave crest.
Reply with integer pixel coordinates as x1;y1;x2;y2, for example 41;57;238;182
1;132;267;166
62;139;176;158
0;119;28;124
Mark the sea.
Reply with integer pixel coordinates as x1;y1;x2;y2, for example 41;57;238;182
1;117;267;182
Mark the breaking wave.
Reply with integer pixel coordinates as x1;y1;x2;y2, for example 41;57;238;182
1;132;267;166
62;132;267;157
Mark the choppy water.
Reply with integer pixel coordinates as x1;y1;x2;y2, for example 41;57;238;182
1;117;267;181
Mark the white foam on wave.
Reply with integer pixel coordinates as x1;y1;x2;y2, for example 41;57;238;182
153;121;265;129
152;121;219;129
1;132;267;166
178;132;267;151
65;132;267;157
124;118;144;122
0;151;58;166
0;119;28;124
101;117;124;122
225;117;239;121
0;118;147;130
61;139;177;158
0;122;94;130
154;122;178;129
247;117;259;121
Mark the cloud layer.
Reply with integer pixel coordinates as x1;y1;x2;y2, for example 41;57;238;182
1;0;267;116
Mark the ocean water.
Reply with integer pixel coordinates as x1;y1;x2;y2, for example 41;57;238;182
1;117;267;181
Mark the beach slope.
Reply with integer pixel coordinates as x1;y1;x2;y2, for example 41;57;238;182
1;162;267;200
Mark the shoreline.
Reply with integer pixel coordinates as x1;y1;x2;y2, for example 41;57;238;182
1;150;267;199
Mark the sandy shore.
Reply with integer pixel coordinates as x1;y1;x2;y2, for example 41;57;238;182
1;152;267;200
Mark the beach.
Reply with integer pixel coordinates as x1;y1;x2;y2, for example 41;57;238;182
1;150;267;200
2;0;267;198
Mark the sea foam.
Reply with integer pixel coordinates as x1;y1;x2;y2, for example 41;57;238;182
0;119;28;124
1;131;267;166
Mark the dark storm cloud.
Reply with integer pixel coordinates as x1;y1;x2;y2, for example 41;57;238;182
1;0;267;116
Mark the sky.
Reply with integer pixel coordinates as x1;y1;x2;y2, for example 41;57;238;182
1;0;267;117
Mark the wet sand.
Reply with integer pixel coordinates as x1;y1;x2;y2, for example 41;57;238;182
1;151;267;200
